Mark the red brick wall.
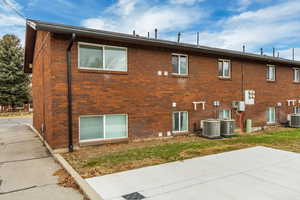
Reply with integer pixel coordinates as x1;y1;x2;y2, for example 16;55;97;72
32;31;53;145
32;31;299;149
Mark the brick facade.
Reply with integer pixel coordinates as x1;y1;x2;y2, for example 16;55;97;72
31;30;299;150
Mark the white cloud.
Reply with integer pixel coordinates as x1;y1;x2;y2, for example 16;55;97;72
192;0;300;52
0;0;25;44
236;0;252;11
81;1;205;36
278;48;300;61
27;0;38;8
169;0;205;5
107;0;140;16
82;0;300;60
131;6;202;33
235;0;272;11
82;18;117;31
55;0;75;8
1;0;22;12
0;14;24;26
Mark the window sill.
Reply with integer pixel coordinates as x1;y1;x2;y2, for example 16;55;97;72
266;80;276;83
172;130;189;133
266;122;276;125
172;131;190;136
78;68;128;75
218;76;232;80
79;137;129;147
293;81;300;84
171;73;190;78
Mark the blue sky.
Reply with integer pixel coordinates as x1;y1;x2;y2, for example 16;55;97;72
1;0;300;60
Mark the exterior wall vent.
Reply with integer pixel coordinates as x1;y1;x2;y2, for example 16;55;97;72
213;101;220;107
167;131;172;137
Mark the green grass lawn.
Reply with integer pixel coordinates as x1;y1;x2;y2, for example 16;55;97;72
62;128;300;178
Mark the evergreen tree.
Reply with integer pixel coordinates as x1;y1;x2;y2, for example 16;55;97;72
0;34;31;109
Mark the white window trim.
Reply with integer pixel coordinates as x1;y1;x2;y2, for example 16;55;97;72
78;42;128;72
79;114;128;143
219;109;231;120
172;53;188;75
218;59;231;78
293;106;300;114
172;111;189;133
267;65;276;81
266;107;276;124
293;68;300;83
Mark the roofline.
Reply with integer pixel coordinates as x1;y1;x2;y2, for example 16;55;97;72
23;19;300;73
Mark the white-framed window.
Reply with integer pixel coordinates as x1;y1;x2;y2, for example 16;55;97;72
293;68;300;83
218;59;231;78
266;65;276;81
172;54;188;75
172;111;188;132
79;114;128;142
266;107;276;123
78;42;127;71
293;106;300;114
218;109;231;120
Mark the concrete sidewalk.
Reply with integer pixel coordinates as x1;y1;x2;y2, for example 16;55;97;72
0;117;83;200
87;146;300;200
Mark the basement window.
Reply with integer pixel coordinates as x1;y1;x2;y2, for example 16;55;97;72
266;107;276;124
293;106;300;114
293;68;300;83
266;65;276;81
172;54;188;75
218;59;231;78
218;109;231;120
172;111;188;132
79;114;128;142
78;42;127;72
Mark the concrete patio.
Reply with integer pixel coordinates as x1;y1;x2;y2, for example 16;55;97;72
86;146;300;200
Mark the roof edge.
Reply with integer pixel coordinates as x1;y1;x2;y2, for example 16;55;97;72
25;19;300;68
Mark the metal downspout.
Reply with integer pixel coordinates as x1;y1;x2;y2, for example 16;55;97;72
67;33;76;152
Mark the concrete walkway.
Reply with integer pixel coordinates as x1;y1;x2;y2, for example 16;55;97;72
87;146;300;200
0;117;83;200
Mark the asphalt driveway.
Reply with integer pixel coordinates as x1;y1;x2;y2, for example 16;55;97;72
0;117;83;200
87;146;300;200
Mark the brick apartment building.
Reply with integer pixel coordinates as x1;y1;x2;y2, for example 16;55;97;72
24;19;300;152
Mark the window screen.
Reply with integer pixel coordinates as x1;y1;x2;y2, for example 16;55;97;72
105;115;127;138
293;68;300;82
80;116;104;141
79;43;127;71
173;111;188;132
105;47;127;71
219;109;231;120
79;114;127;141
267;107;276;123
79;44;103;69
172;55;188;75
218;60;231;78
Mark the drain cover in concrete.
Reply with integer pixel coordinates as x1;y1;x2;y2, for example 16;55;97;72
122;192;145;200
